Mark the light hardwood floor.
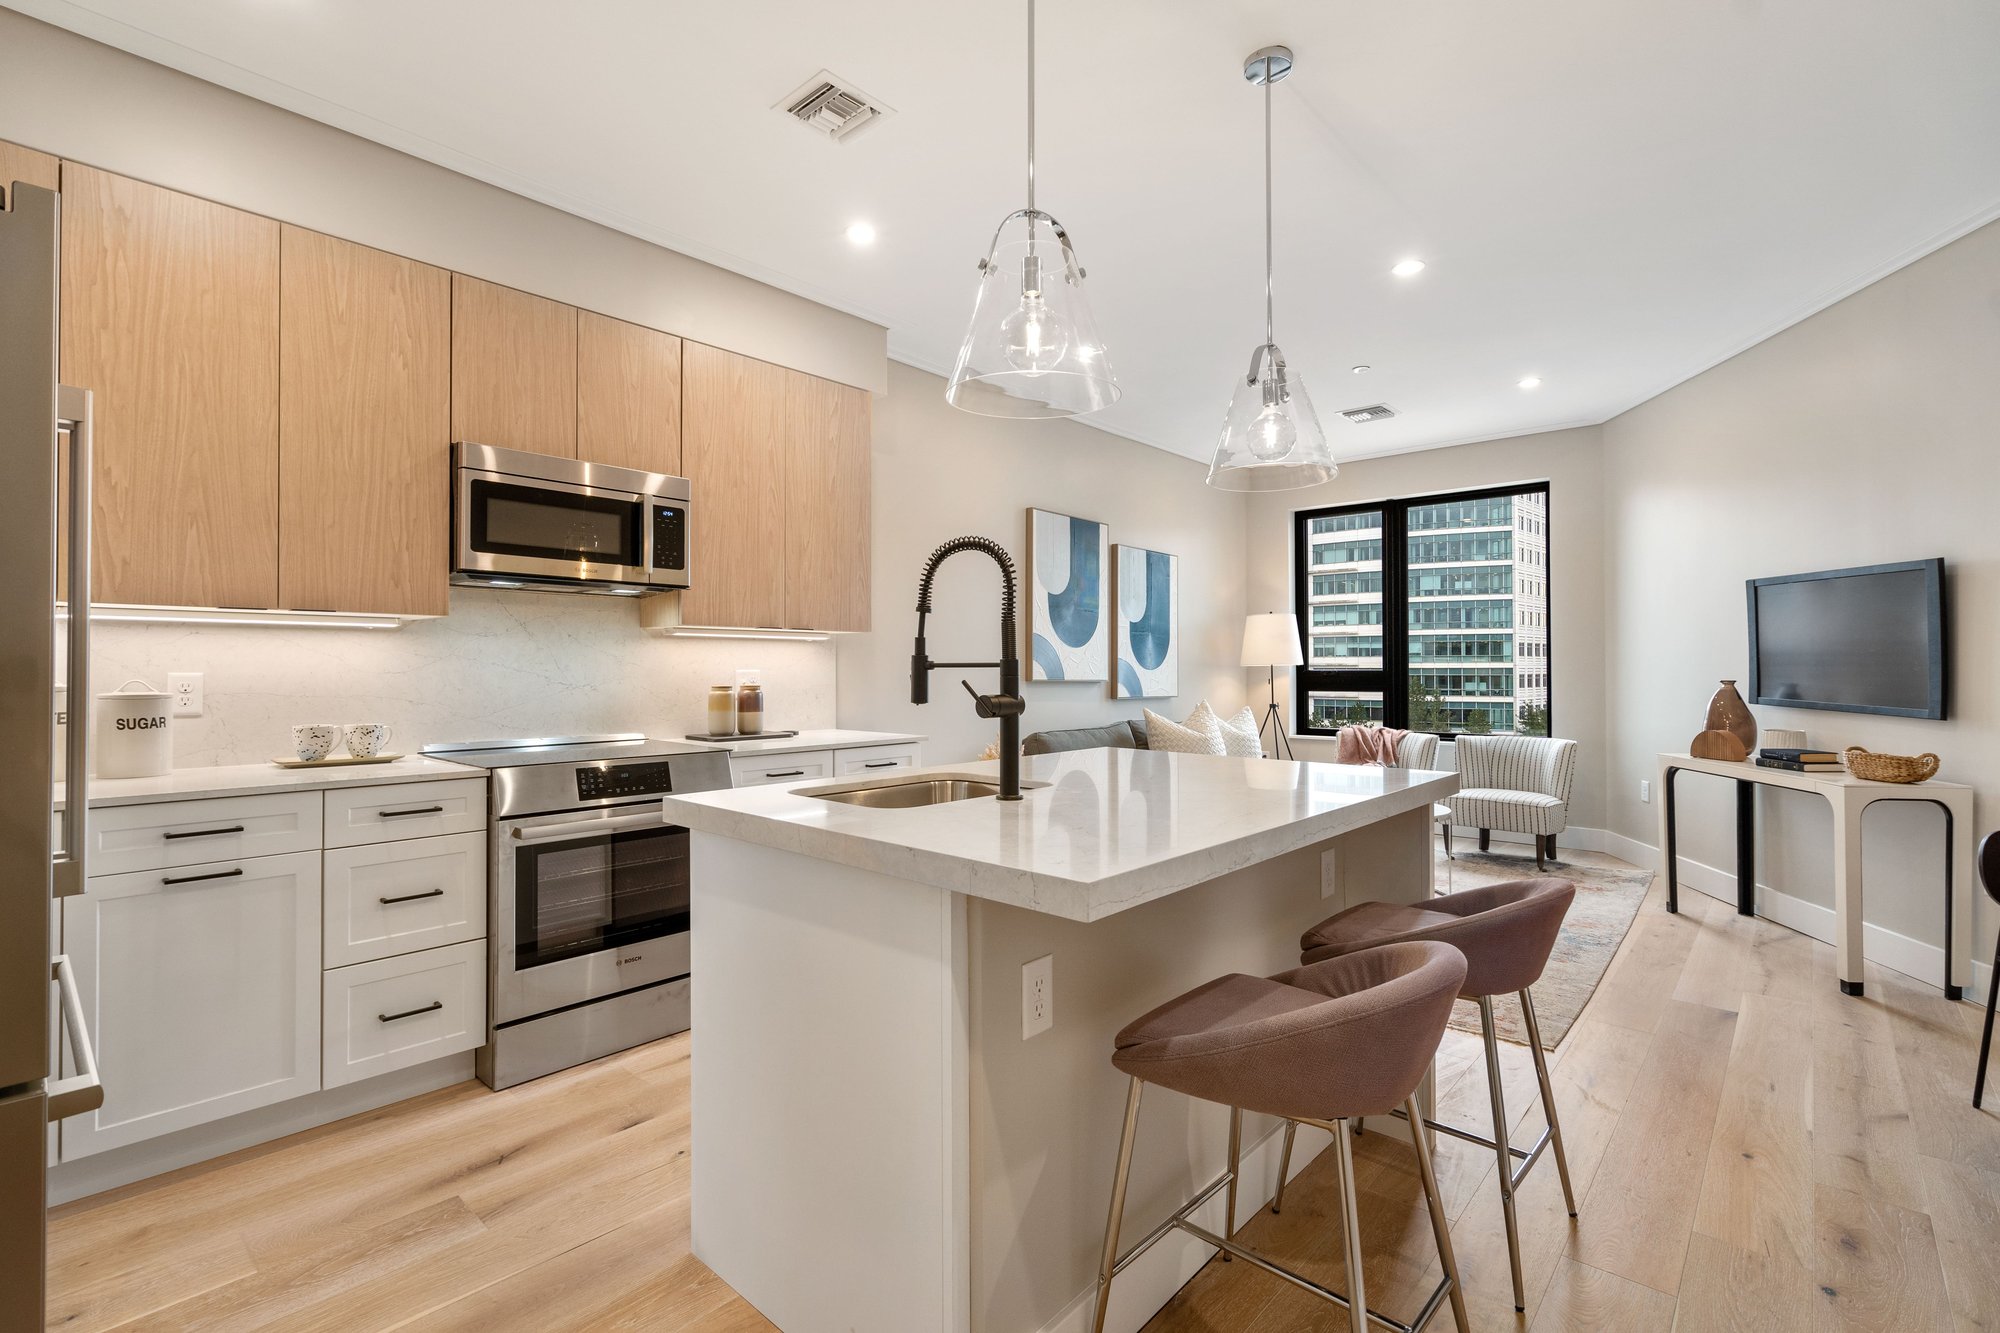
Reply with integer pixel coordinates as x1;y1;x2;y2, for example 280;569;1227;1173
46;844;2000;1331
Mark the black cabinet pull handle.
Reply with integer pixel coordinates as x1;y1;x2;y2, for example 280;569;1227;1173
378;887;446;905
378;806;444;819
378;1000;443;1023
863;760;900;769
162;868;244;886
163;825;244;840
766;770;805;778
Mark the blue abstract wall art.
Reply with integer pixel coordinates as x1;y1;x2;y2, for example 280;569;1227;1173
1028;508;1108;682
1114;544;1178;699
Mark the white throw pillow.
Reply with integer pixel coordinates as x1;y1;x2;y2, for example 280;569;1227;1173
1188;701;1264;758
1144;706;1225;755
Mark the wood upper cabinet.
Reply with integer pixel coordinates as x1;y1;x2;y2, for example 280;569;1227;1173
61;164;280;609
0;138;58;208
782;372;871;632
678;343;787;629
451;274;577;457
279;227;451;616
576;311;681;475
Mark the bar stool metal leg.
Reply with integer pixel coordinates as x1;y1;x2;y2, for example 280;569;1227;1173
1271;1119;1297;1214
1406;1094;1471;1333
1224;1106;1242;1259
1479;995;1528;1311
1518;988;1577;1215
1330;1118;1370;1333
1091;1077;1144;1333
1976;934;2000;1108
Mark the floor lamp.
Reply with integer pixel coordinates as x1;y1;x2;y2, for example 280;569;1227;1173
1241;612;1303;760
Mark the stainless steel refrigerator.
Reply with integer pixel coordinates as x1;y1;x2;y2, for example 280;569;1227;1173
1;179;103;1328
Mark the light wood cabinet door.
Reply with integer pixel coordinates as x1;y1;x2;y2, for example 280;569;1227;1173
59;850;321;1158
280;227;451;616
0;137;57;207
679;342;787;628
783;371;872;631
451;273;576;457
576;310;681;475
61;164;280;609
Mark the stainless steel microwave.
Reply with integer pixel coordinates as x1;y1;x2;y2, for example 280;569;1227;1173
452;442;691;596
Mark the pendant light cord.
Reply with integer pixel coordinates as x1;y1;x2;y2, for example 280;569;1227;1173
1026;0;1036;213
1263;65;1275;346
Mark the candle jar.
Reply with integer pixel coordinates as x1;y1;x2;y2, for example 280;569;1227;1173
736;683;765;735
707;686;737;737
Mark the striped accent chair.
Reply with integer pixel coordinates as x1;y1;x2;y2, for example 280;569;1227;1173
1445;735;1579;870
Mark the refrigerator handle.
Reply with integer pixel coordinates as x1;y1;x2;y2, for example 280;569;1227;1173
47;953;102;1120
54;385;91;898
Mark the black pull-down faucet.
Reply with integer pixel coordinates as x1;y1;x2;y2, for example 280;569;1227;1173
910;536;1026;800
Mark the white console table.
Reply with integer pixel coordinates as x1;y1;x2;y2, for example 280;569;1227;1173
1656;752;1975;999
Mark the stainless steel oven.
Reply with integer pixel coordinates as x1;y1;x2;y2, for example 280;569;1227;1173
424;735;731;1089
452;442;690;595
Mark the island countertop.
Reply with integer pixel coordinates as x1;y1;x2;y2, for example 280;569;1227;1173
660;747;1457;921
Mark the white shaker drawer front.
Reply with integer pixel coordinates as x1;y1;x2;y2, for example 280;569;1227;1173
834;743;924;777
87;791;322;877
323;832;488;968
323;779;487;848
727;750;836;787
322;940;486;1089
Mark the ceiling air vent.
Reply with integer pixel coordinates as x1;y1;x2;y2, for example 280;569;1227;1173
1340;404;1398;423
776;71;894;143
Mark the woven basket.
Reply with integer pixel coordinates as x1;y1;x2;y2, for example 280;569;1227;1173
1843;747;1939;784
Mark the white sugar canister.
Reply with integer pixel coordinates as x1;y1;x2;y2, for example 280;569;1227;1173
95;679;171;778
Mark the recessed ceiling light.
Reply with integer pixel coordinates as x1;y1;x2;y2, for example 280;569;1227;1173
1390;258;1426;277
1351;364;1372;374
845;221;877;246
1517;376;1543;389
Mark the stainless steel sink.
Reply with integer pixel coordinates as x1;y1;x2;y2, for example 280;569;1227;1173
804;778;1007;808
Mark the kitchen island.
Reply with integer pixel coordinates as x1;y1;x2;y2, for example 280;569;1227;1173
660;747;1457;1333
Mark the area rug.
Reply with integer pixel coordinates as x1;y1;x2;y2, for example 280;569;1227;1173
1438;850;1654;1049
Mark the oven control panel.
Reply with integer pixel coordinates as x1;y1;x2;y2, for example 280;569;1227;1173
576;760;675;802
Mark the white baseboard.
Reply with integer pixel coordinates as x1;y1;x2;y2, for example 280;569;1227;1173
49;1052;476;1206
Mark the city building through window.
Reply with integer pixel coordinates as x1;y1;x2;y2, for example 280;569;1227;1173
1293;484;1552;738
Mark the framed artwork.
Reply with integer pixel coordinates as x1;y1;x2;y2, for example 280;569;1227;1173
1113;544;1178;698
1027;508;1108;681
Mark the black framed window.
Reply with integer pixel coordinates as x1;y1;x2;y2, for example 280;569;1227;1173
1293;483;1552;740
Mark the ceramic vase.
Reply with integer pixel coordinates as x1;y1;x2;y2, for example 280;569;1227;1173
1705;680;1758;755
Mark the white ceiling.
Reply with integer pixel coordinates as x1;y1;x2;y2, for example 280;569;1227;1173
17;0;2000;464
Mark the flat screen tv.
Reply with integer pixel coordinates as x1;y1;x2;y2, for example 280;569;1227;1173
1746;559;1946;719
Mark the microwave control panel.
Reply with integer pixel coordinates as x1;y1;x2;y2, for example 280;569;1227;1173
652;503;686;571
576;760;675;802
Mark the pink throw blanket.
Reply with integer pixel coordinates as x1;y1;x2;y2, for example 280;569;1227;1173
1336;726;1408;766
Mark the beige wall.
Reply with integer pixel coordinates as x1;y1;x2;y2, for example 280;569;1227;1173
1602;216;2000;954
840;361;1251;762
1243;426;1611;830
0;8;884;392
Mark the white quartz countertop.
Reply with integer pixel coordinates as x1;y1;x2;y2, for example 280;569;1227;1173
660;748;1457;921
55;755;486;810
700;729;925;757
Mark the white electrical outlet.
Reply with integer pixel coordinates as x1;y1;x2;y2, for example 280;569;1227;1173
168;672;203;718
1639;778;1652;804
1022;954;1053;1039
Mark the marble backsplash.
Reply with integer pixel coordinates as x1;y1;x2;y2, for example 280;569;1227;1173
75;588;837;769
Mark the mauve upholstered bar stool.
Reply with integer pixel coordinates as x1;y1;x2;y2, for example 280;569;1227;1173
1273;878;1577;1313
1973;831;2000;1108
1090;941;1471;1333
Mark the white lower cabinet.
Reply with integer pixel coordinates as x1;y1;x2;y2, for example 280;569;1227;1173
60;850;322;1159
834;743;923;776
322;939;486;1089
323;831;486;968
729;750;836;787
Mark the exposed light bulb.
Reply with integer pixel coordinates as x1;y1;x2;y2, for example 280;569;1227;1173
1248;396;1296;462
999;257;1068;373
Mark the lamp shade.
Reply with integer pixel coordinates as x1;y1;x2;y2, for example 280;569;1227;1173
1241;611;1304;668
946;214;1120;419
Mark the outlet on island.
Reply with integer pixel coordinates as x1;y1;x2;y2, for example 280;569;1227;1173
1021;954;1053;1040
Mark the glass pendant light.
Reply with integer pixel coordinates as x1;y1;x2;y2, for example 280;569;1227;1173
1207;46;1337;491
945;0;1119;418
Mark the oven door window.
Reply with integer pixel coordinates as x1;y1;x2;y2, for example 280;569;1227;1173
470;478;643;567
513;825;689;970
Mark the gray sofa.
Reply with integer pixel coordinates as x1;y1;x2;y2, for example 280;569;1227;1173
1019;720;1150;756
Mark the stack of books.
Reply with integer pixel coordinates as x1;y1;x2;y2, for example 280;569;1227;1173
1756;747;1844;773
